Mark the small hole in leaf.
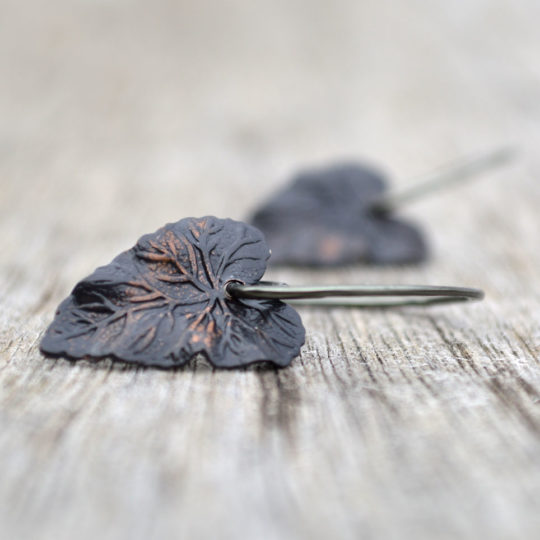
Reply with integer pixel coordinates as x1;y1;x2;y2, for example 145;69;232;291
224;280;244;300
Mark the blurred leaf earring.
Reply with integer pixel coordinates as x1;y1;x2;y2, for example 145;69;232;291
40;217;483;369
250;147;514;266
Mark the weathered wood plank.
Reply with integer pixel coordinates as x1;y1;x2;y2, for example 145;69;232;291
1;1;540;539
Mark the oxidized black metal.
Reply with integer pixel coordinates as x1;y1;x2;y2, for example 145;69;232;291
40;217;305;368
250;163;427;266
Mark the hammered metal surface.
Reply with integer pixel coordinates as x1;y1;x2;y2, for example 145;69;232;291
40;217;305;368
250;163;427;266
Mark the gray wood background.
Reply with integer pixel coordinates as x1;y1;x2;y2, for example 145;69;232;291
1;1;539;539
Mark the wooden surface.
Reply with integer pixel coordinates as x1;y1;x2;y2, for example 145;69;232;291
1;1;540;538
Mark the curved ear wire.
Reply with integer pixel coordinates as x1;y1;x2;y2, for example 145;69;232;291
227;282;484;308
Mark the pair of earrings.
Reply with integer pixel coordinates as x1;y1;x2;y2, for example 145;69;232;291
40;148;510;369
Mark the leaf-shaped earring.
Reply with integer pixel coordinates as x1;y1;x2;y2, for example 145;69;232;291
41;216;484;369
40;217;305;368
250;147;513;267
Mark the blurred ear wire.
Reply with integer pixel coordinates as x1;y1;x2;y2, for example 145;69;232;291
371;145;516;214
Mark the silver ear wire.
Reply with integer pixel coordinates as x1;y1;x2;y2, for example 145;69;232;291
371;146;515;214
227;282;484;308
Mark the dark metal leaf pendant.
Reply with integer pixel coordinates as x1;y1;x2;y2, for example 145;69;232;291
40;217;305;368
250;163;427;266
